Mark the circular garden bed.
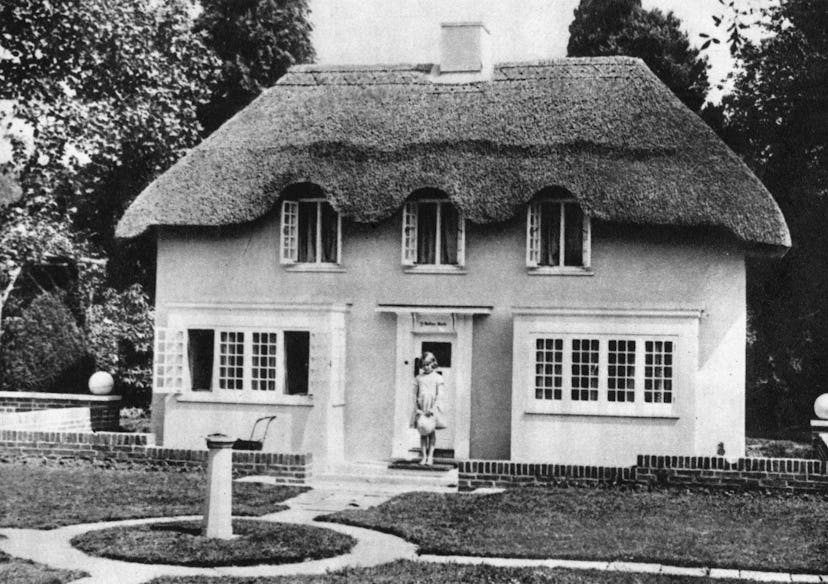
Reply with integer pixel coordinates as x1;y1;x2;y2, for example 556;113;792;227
70;519;356;567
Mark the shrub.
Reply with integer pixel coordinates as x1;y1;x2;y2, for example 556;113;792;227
0;292;89;392
84;284;154;406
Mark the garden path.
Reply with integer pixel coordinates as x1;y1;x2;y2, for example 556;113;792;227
0;482;826;584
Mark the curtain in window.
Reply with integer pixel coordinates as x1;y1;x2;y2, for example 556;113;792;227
441;204;459;265
564;204;584;266
320;203;338;263
539;202;561;266
417;202;437;264
297;202;317;262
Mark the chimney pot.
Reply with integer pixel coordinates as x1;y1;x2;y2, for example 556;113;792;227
440;22;491;75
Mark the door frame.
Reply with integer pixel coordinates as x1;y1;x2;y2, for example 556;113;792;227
387;310;474;460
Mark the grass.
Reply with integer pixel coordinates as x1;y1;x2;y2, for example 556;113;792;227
71;519;355;567
0;463;306;529
0;545;87;584
321;488;828;573
144;560;776;584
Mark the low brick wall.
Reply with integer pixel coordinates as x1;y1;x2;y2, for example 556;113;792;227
0;407;92;432
458;460;635;491
0;391;121;431
0;430;312;485
459;454;828;494
636;454;828;492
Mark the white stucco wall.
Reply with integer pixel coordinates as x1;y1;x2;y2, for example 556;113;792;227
153;210;746;466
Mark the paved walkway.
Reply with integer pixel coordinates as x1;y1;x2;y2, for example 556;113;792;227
0;483;826;584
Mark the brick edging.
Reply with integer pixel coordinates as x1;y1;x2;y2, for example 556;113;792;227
459;455;828;493
0;430;311;485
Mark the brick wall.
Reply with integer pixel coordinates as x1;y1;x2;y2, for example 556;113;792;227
0;407;92;432
0;392;121;431
459;455;828;494
0;430;312;485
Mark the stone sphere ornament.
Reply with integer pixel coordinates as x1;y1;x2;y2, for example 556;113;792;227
814;393;828;420
88;371;114;395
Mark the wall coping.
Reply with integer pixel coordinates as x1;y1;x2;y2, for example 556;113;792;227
0;391;122;402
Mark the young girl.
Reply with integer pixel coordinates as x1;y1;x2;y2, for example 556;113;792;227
412;351;444;465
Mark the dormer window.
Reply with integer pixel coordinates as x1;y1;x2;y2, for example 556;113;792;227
280;199;342;266
402;197;466;271
526;196;591;273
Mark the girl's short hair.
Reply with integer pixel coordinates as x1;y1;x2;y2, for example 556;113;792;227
422;351;438;367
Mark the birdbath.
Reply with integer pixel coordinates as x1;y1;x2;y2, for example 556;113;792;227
203;433;236;539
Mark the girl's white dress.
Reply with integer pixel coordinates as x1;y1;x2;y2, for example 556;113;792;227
412;370;446;429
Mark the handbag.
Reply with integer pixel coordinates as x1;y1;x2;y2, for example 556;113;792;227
416;412;437;436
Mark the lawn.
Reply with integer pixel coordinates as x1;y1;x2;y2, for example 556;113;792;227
145;560;770;584
72;519;356;567
321;488;828;573
0;463;306;529
0;545;87;584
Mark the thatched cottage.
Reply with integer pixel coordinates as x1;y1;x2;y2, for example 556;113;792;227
117;23;789;468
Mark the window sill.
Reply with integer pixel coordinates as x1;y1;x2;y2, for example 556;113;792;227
175;392;314;407
284;263;345;273
527;266;593;277
524;407;677;420
404;265;467;275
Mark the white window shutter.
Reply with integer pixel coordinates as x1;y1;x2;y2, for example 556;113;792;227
402;202;418;265
154;328;185;393
456;214;466;266
280;200;298;264
581;214;591;268
526;202;540;267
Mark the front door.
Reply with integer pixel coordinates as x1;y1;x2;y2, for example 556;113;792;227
416;336;455;451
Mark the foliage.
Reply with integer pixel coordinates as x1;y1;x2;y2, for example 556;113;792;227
567;0;710;112
0;0;220;284
84;282;154;404
195;0;314;135
0;292;88;392
713;0;828;432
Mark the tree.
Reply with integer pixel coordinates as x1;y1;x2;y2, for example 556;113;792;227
0;0;220;400
567;0;710;112
0;0;220;279
195;0;314;135
715;0;828;433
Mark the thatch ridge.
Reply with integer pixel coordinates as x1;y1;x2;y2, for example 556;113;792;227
116;57;790;249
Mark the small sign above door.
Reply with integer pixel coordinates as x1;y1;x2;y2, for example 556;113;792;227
413;313;455;334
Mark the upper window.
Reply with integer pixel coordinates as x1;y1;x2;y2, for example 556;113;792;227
402;197;465;268
280;199;341;265
526;196;590;271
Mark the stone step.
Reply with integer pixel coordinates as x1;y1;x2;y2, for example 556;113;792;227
311;460;459;492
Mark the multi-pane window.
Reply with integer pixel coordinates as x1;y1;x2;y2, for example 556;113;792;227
402;199;466;267
531;336;676;409
251;332;278;391
571;339;599;401
645;341;673;403
154;329;185;392
527;199;590;269
218;332;245;390
281;199;341;264
608;340;636;402
174;329;310;396
535;338;563;400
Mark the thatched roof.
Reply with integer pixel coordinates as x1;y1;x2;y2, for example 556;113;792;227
116;57;790;249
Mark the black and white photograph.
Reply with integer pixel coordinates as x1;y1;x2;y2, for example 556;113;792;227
0;0;825;582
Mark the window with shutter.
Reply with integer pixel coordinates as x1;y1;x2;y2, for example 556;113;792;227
280;200;298;263
402;199;465;268
525;198;590;273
